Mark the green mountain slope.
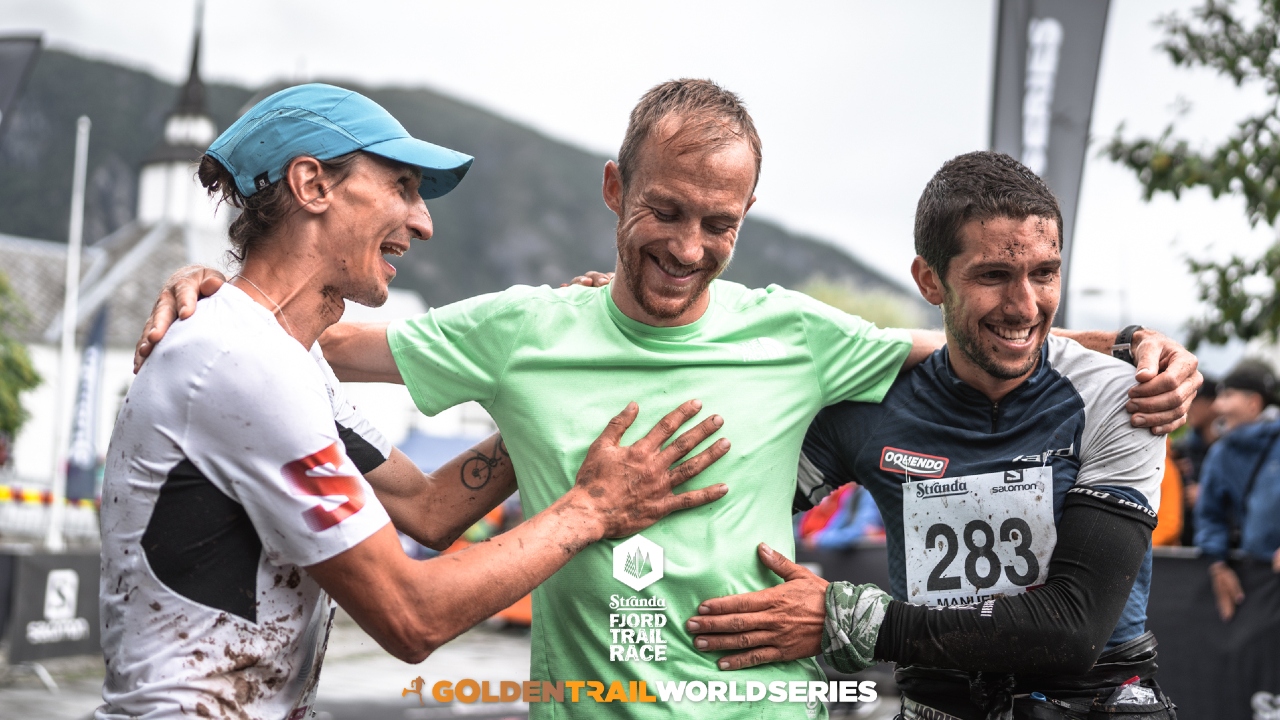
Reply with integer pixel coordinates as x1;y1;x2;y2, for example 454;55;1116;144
0;49;932;318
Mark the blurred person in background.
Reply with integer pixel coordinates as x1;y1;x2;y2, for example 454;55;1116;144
1171;378;1218;545
799;484;884;551
1172;377;1218;480
1151;437;1183;546
796;484;846;542
1195;360;1280;621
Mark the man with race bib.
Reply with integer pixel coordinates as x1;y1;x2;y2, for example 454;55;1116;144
689;151;1179;720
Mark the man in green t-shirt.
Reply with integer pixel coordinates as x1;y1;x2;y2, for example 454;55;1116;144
142;80;1199;719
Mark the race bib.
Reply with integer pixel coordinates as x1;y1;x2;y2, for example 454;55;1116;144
902;467;1056;606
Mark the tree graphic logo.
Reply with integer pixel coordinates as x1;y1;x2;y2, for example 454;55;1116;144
613;535;664;591
624;548;652;579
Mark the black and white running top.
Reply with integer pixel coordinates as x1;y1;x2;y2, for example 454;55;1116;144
97;284;392;720
797;335;1164;650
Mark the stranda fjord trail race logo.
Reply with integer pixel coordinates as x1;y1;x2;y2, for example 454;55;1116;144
624;547;653;579
613;535;663;591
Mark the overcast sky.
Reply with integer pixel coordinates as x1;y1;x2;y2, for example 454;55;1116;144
2;0;1273;373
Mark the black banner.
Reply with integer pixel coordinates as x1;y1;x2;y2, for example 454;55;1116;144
0;552;15;643
6;552;101;663
801;545;1280;720
0;35;41;141
1146;555;1280;720
990;0;1110;325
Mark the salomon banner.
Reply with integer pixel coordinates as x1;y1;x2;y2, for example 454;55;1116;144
1145;555;1280;720
990;0;1109;325
0;35;41;141
6;552;100;663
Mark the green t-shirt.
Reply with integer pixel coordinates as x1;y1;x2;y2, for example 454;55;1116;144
388;280;911;719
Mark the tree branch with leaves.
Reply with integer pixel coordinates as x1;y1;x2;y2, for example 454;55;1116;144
0;272;40;440
1105;0;1280;348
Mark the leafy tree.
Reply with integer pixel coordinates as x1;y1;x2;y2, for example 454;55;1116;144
1105;0;1280;349
0;272;40;438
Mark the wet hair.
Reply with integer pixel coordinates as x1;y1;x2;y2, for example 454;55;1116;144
617;78;762;192
196;152;362;264
914;151;1063;280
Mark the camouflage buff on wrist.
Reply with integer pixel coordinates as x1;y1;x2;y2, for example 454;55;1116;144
821;581;891;673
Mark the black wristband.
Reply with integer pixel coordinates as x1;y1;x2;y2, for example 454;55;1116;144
1111;325;1144;366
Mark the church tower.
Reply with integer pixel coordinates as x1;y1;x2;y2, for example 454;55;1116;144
135;0;228;266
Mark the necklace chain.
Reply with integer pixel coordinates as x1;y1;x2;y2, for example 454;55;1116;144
235;275;295;336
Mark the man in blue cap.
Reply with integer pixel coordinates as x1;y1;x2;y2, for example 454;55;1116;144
97;84;732;720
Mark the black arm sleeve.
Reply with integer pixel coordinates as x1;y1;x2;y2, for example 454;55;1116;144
336;422;389;475
873;486;1157;675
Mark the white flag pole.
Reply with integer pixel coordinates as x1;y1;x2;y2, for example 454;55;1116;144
46;115;90;552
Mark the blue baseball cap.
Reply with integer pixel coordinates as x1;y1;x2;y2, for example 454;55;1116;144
206;83;473;200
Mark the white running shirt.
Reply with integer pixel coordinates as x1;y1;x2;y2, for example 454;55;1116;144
98;284;392;720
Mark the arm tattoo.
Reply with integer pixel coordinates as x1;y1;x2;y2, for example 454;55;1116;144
460;436;509;490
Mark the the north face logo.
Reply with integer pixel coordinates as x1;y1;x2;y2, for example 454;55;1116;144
736;337;786;362
613;535;663;591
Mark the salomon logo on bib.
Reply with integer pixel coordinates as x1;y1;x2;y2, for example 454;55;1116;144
880;447;949;477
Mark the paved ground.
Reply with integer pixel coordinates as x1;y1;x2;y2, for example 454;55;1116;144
0;651;111;720
0;616;896;719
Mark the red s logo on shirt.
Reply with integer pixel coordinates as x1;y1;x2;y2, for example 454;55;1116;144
281;443;365;531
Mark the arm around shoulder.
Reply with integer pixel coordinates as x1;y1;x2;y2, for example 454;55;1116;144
1053;326;1201;434
319;322;402;383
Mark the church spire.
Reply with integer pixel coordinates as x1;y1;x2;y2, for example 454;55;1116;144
174;0;206;115
142;0;217;166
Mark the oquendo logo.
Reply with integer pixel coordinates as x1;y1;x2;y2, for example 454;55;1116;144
880;447;949;478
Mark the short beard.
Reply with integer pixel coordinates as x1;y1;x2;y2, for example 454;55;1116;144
335;280;389;310
616;236;729;321
942;292;1042;382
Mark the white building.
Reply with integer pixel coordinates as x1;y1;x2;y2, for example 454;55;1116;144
0;22;493;542
1;20;229;491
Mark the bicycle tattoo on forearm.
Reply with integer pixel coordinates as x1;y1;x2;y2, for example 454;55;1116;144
460;436;509;490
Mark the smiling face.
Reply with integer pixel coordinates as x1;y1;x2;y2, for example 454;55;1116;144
321;153;430;307
913;215;1061;401
603;119;757;326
